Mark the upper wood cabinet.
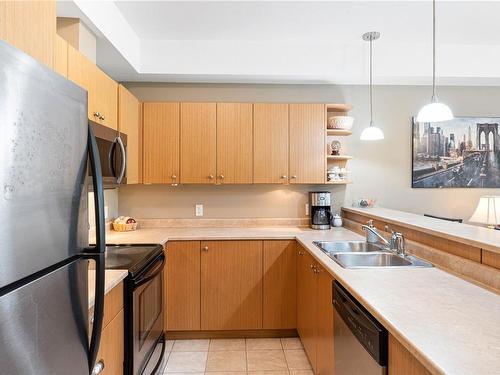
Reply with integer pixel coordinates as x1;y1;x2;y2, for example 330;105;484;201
0;0;56;68
53;35;68;77
216;103;253;184
263;240;296;329
67;45;118;130
289;104;326;184
180;103;217;184
142;102;180;185
253;103;289;184
118;85;141;184
165;241;201;331
201;240;263;330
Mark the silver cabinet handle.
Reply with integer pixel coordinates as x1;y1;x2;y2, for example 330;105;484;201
202;246;209;252
298;251;304;256
171;174;178;186
291;175;297;179
92;360;105;375
100;114;105;121
115;136;126;184
208;174;214;180
281;175;287;179
93;112;100;118
219;174;225;180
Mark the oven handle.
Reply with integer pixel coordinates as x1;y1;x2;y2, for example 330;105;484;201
133;253;166;288
151;333;167;375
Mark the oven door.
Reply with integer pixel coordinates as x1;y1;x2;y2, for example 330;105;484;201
89;120;127;189
131;253;166;375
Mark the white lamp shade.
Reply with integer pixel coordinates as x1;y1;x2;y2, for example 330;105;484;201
469;196;500;226
360;126;384;141
416;102;454;123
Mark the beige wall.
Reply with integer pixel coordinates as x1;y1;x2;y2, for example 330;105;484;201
119;83;500;222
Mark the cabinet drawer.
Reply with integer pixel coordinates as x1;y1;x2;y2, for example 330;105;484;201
89;282;124;330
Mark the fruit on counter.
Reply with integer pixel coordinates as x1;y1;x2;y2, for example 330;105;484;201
114;216;136;224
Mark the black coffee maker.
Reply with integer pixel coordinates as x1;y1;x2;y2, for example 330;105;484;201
309;192;333;230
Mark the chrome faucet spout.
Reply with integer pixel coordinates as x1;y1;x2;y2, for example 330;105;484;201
361;225;390;246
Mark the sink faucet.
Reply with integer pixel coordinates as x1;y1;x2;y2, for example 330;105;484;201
361;221;406;256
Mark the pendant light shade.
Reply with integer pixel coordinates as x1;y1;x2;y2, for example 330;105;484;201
360;31;384;141
360;124;385;141
417;0;453;123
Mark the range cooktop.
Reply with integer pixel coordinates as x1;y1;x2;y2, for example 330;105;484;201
104;244;163;277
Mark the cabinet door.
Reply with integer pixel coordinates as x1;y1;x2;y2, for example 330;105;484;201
95;309;124;375
316;269;334;375
180;103;217;184
0;0;56;67
253;103;289;183
263;240;296;329
165;241;201;331
68;45;118;129
53;35;68;77
142;103;180;184
289;104;326;184
389;334;432;375
95;67;118;130
216;103;253;184
118;85;141;184
201;240;263;330
297;247;318;372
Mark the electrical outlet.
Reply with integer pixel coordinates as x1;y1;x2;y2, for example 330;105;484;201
305;203;309;216
195;204;204;217
104;206;109;219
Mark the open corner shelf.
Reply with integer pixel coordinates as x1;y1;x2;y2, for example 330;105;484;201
324;180;352;185
326;103;353;112
327;129;352;136
327;155;353;161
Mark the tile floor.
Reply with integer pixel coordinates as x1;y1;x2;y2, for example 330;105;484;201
161;337;313;374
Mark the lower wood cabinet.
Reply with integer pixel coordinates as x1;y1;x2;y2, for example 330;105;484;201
389;334;432;375
95;309;124;375
297;245;334;375
165;241;201;331
201;240;263;330
165;240;297;332
263;240;297;329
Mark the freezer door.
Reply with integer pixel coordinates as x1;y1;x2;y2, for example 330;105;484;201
0;258;89;375
0;41;88;288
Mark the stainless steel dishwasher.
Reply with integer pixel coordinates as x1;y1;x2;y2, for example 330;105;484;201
333;281;388;375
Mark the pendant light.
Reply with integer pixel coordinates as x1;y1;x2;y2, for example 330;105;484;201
360;31;384;141
416;0;453;123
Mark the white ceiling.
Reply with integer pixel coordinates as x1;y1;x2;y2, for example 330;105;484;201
58;1;500;85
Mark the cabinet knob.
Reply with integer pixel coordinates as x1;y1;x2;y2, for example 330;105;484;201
208;174;214;180
202;246;209;252
171;174;177;180
91;360;105;375
315;267;323;274
281;175;287;179
93;112;100;118
310;264;315;270
219;174;225;180
100;114;105;121
291;175;297;179
298;251;304;256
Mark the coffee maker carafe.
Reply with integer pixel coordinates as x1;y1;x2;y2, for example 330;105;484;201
309;192;333;230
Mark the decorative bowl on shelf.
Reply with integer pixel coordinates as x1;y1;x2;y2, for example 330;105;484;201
327;116;354;130
112;216;138;232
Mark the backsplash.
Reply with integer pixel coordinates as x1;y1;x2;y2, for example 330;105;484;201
88;189;119;229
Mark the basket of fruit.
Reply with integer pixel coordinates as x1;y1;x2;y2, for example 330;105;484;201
112;216;138;232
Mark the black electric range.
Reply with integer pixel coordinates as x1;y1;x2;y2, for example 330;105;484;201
103;243;166;375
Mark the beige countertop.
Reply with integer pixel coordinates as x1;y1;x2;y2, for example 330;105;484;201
100;225;500;375
88;269;128;309
343;206;500;254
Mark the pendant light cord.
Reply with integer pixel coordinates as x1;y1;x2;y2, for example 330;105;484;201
432;0;436;101
369;37;373;126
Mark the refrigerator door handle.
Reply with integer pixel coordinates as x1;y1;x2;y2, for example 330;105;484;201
87;123;106;373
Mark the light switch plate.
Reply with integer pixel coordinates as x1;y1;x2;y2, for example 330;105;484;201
195;204;204;217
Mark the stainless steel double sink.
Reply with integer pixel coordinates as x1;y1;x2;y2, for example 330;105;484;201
313;241;433;269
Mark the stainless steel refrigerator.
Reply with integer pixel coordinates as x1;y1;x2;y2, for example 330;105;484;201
0;41;106;374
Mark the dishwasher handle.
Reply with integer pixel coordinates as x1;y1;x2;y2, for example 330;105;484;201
333;281;388;366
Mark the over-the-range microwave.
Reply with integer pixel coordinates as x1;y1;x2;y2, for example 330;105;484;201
89;120;127;189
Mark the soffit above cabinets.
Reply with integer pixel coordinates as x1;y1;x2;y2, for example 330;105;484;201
57;1;500;85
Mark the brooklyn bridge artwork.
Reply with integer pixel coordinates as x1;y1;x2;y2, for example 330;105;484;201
412;117;500;188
